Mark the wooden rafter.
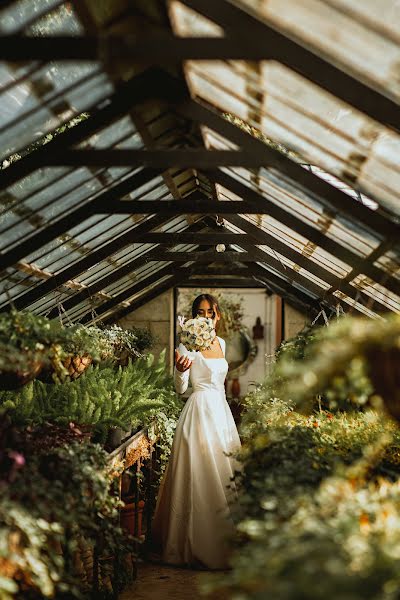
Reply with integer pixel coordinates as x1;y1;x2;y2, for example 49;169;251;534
210;169;400;297
179;0;400;134
0;213;172;311
1;31;399;135
225;215;390;314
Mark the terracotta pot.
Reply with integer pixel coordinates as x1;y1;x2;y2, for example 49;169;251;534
38;354;92;384
120;500;145;537
368;347;400;422
63;354;92;380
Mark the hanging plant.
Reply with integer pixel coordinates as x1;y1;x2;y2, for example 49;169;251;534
95;324;142;366
66;324;146;367
36;322;104;384
128;325;156;354
37;323;146;383
0;310;78;390
275;324;319;363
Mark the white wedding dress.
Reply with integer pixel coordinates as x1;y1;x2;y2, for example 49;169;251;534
151;337;241;569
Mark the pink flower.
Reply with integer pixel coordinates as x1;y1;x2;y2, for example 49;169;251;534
9;451;25;467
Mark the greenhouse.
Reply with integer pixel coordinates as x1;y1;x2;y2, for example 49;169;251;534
1;0;400;598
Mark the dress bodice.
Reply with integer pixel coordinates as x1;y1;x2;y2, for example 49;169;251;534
190;354;228;393
174;338;228;395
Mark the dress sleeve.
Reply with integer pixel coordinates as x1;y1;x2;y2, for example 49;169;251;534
219;337;226;357
173;342;193;395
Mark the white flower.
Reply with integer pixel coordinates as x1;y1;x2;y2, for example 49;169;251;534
179;316;216;351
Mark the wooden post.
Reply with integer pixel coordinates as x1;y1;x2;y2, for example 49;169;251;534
275;295;283;348
144;445;154;557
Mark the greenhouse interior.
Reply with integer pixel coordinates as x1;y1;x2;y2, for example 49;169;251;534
1;0;400;598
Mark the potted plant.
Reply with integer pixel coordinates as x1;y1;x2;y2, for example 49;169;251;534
97;325;142;367
128;326;155;354
120;498;145;538
0;310;76;390
36;322;101;384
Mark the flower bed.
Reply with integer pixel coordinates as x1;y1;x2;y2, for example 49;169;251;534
207;315;400;600
0;312;181;599
0;415;129;599
0;310;156;387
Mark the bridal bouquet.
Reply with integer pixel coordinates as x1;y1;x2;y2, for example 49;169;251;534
178;316;216;352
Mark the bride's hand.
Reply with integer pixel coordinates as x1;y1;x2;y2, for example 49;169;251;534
175;350;192;373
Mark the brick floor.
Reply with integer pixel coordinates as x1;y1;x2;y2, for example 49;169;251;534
120;561;230;600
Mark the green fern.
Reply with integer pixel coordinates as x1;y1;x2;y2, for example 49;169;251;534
0;352;182;434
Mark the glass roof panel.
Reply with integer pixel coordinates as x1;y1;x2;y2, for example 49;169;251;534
78;115;141;149
171;1;400;217
0;0;63;33
332;290;382;319
253;261;321;299
1;0;399;320
0;2;114;159
255;246;332;291
350;275;400;313
104;263;169;297
0;268;32;306
0;61;112;161
0;169;106;251
202;126;384;254
23;214;150;269
186;58;400;216
76;244;156;287
374;251;400;281
237;0;400;101
218;166;381;258
240;213;352;278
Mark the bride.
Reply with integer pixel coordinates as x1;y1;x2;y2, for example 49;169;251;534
151;293;241;569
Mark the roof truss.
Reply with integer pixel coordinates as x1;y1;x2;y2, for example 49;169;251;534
1;28;398;133
0;0;399;322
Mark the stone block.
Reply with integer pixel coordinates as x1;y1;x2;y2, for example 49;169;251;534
119;319;150;332
152;344;171;366
150;321;170;345
124;292;171;322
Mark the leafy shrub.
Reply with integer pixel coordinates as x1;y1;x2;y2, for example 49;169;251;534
0;414;129;599
0;351;182;439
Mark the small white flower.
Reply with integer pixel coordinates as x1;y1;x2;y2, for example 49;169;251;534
179;316;215;351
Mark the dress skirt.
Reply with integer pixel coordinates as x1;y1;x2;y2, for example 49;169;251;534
151;384;241;569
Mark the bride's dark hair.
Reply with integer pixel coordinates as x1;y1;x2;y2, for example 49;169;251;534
191;294;221;319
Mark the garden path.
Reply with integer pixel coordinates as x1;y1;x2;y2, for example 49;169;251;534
120;561;228;600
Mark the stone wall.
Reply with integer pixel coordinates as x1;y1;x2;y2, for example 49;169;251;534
284;302;309;340
117;290;174;367
117;289;310;390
